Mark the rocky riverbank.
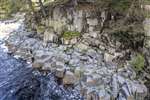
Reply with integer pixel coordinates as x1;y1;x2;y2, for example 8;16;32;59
0;16;83;100
4;14;148;100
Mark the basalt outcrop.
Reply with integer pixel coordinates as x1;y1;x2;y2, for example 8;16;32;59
25;0;145;61
4;1;150;100
5;16;148;100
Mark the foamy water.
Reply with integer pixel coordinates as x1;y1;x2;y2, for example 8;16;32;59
0;19;23;40
0;14;24;54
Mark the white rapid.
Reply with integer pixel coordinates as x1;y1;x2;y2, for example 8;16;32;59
0;14;24;40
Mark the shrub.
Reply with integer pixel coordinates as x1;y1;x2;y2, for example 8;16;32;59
131;54;145;72
62;31;81;40
0;0;27;19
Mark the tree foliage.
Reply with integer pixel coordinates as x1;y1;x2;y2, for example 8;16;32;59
0;0;27;19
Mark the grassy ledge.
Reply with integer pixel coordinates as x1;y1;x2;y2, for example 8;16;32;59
62;31;81;40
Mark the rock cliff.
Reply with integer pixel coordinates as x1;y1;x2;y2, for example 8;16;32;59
5;0;149;100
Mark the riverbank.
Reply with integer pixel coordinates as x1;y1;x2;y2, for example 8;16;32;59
0;15;83;100
2;14;148;100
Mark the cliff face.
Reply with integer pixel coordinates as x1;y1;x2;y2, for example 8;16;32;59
3;1;149;99
25;0;145;59
5;14;148;100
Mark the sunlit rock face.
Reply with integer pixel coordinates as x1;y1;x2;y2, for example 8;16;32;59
1;2;148;100
27;1;103;45
6;23;148;99
31;0;54;3
144;19;150;47
144;5;150;11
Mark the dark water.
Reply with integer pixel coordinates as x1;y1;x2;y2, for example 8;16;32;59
0;41;82;100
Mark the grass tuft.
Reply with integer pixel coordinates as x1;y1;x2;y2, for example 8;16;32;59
62;31;81;40
131;53;145;72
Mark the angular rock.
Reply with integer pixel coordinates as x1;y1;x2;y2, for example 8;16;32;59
111;74;119;98
74;67;85;80
61;38;70;45
32;61;44;69
73;16;83;32
89;26;94;32
63;71;76;85
127;96;134;100
43;28;58;44
5;43;17;53
70;38;78;44
133;83;147;100
75;42;89;51
87;92;99;100
86;77;97;87
61;37;78;45
55;68;65;78
144;19;150;37
42;62;53;71
87;18;98;26
104;53;114;62
89;31;99;38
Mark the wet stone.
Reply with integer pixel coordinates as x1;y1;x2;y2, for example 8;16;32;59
32;61;43;69
55;67;65;78
63;71;77;85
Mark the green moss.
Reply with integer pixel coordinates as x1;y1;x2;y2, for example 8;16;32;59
130;54;145;72
145;10;150;18
62;31;81;40
36;25;45;33
144;0;150;4
0;0;27;20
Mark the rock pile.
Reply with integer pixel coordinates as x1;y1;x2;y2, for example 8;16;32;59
5;26;147;99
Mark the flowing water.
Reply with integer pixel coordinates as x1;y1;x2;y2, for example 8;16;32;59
0;16;82;100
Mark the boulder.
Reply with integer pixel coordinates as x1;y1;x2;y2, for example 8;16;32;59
87;18;98;26
75;42;89;51
32;61;44;69
55;68;65;78
104;53;114;62
87;92;99;100
133;83;147;100
43;28;58;44
111;74;119;98
89;31;99;38
127;96;134;100
5;43;17;53
74;67;85;80
86;77;97;87
61;38;70;45
70;38;78;44
145;37;150;47
61;37;78;45
42;63;52;71
63;71;76;85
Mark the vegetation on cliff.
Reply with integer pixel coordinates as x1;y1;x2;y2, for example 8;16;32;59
131;53;145;72
1;0;150;99
0;0;27;19
62;31;81;40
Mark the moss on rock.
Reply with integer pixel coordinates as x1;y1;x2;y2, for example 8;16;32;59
36;25;46;34
62;31;81;40
131;54;145;72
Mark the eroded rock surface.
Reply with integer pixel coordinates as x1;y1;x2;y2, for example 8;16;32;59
5;17;148;100
0;18;83;100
